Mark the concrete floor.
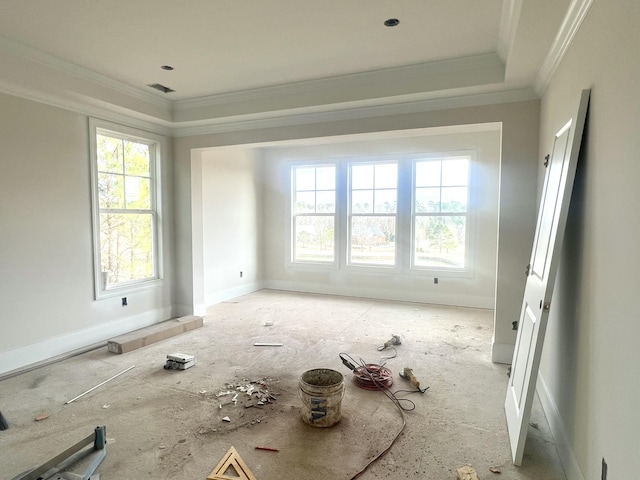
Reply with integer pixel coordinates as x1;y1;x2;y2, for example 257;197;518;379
0;290;566;479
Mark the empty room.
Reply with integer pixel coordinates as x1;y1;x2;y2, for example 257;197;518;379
1;1;639;479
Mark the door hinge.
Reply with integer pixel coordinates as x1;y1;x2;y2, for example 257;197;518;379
512;321;518;331
525;263;531;276
544;154;550;167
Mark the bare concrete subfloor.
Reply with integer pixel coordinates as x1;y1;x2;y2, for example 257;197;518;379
0;290;566;479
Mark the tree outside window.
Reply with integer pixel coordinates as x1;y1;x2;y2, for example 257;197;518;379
413;157;469;269
93;128;158;289
349;162;397;266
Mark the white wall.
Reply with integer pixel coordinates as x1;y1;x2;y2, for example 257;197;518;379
173;99;540;363
537;1;640;479
261;129;500;308
200;148;264;305
0;93;175;375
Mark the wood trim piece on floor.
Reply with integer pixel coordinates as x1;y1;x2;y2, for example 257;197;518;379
536;374;586;480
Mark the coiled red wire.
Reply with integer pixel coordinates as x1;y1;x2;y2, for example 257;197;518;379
352;363;394;390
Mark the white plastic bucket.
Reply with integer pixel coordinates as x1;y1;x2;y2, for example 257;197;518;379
299;368;345;427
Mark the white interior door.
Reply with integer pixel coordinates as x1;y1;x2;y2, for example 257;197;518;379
505;89;590;465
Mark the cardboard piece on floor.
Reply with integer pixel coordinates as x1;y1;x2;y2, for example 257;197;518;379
107;315;203;354
207;446;257;480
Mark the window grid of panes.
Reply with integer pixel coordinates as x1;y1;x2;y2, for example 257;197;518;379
292;165;336;263
349;162;398;266
413;156;469;269
96;132;157;287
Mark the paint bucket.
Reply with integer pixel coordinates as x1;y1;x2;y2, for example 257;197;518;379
299;368;345;427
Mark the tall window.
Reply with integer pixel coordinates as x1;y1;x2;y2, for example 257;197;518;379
349;162;398;266
292;165;336;263
413;156;469;269
90;120;161;295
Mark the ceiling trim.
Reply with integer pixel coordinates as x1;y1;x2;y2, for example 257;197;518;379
0;76;173;137
497;0;523;63
533;0;594;95
0;34;170;110
174;53;504;111
172;88;537;137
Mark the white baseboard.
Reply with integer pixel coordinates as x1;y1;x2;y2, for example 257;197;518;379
204;281;263;307
0;306;173;376
491;339;515;364
193;303;208;317
263;280;495;309
537;374;586;480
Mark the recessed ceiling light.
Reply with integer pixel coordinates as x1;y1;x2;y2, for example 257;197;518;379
384;18;400;27
161;65;174;71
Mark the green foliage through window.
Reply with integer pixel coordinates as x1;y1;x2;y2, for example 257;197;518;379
96;131;157;287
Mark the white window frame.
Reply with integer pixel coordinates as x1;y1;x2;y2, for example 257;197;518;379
347;159;399;268
89;118;164;299
290;162;338;266
286;152;476;278
410;152;475;277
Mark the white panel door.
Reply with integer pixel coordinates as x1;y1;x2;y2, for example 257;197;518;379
505;89;590;465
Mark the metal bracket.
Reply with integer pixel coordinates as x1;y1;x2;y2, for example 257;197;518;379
13;426;106;480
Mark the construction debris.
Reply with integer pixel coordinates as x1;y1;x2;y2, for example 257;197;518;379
457;464;480;480
214;378;279;409
255;446;279;452
490;466;502;474
164;353;196;370
254;342;283;347
65;365;136;404
34;414;49;421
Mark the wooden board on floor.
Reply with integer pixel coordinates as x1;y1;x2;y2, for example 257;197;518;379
107;315;203;354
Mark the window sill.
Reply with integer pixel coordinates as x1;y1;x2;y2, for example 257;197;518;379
95;278;163;301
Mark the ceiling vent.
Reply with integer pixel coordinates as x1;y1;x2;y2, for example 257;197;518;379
147;83;175;93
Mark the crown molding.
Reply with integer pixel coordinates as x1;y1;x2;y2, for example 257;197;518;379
172;88;538;137
533;0;594;95
0;34;537;139
0;77;172;137
0;35;170;110
173;53;504;113
497;0;523;63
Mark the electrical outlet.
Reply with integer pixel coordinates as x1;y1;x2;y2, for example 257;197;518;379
434;277;439;284
240;271;243;278
601;458;607;480
122;297;127;307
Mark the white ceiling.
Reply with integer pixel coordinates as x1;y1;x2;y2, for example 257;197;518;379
0;0;576;132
